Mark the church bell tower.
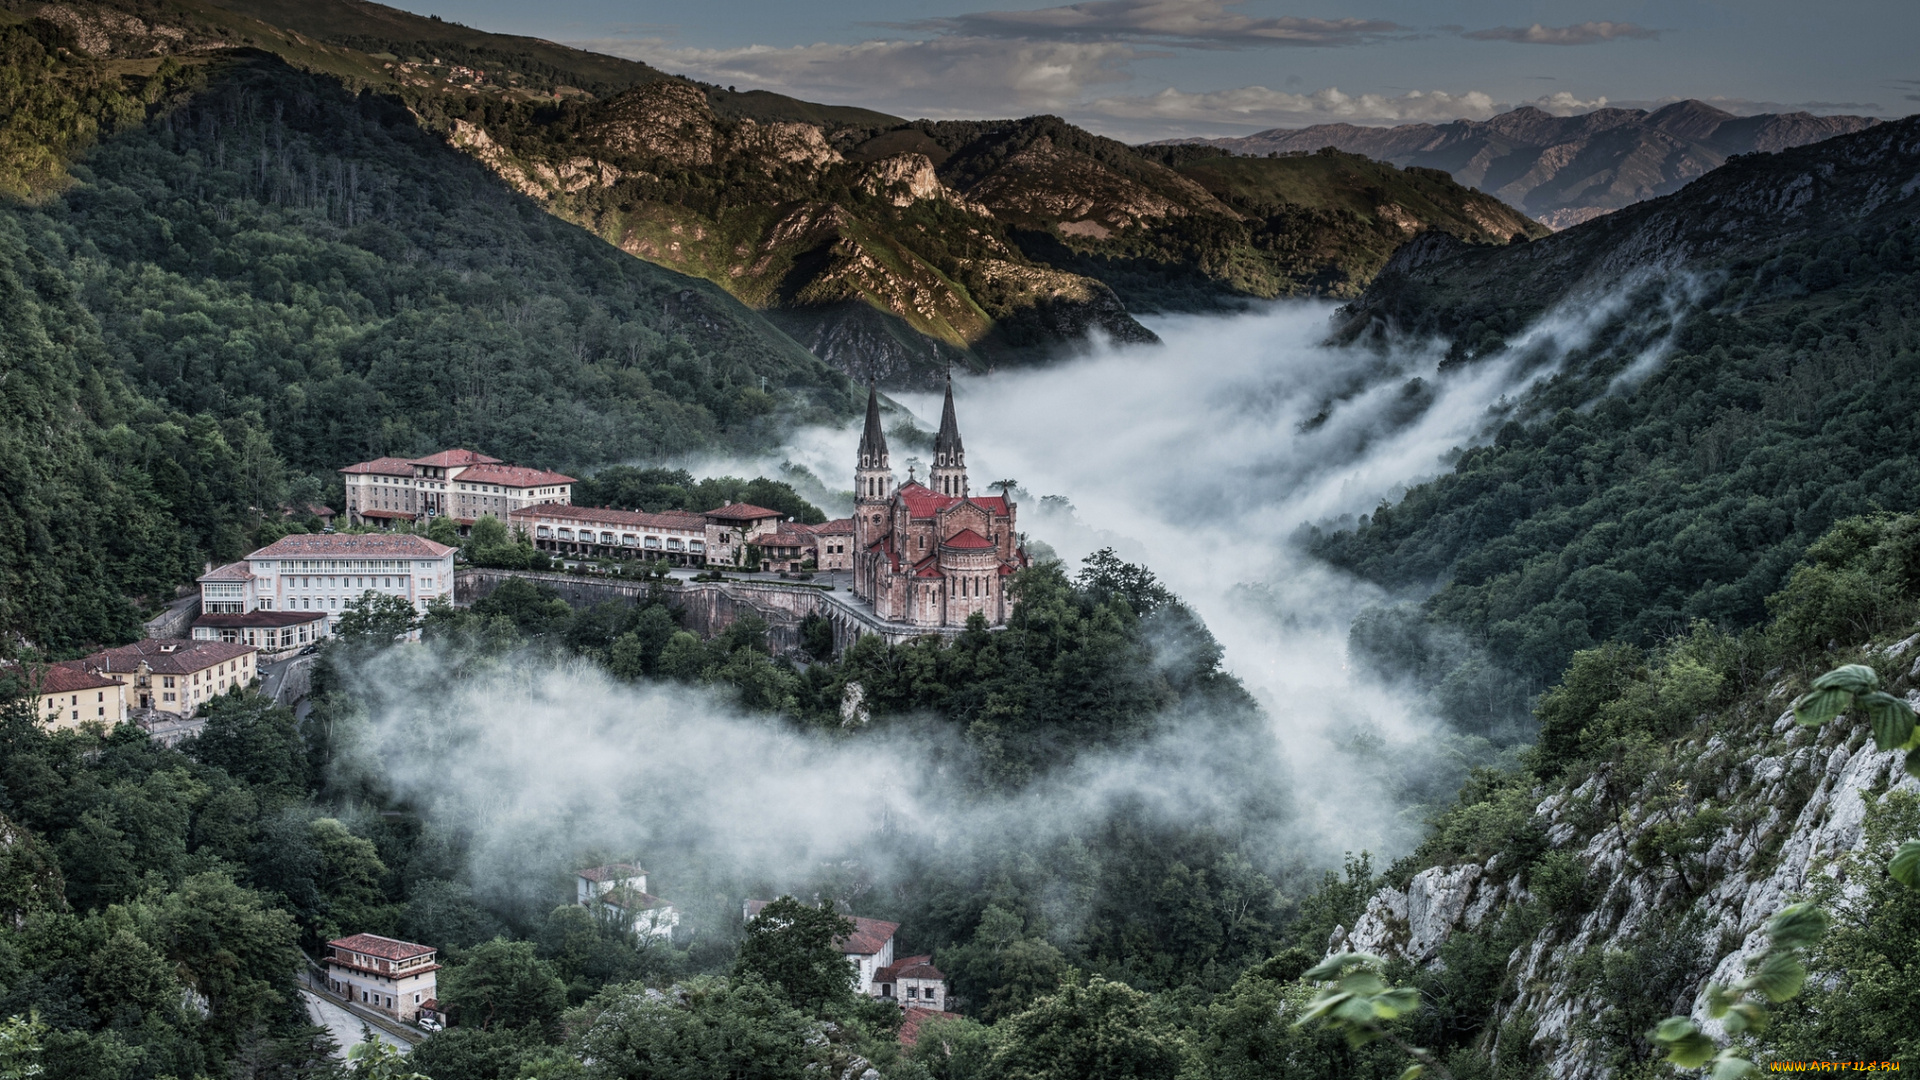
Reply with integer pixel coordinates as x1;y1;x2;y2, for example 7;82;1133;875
853;385;893;600
929;374;968;499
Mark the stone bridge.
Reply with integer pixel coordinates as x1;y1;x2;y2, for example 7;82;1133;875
454;569;972;655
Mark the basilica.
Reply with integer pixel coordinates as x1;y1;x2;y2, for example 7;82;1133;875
852;380;1028;629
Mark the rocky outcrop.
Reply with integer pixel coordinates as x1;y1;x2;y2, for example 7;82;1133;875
1334;690;1920;1080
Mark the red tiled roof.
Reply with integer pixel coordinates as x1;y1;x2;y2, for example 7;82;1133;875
340;457;416;476
913;555;943;578
198;561;254;582
457;462;575;487
998;562;1018;576
814;518;854;535
965;495;1011;515
743;902;897;956
193;611;328;629
578;863;644;883
897;483;959;519
3;661;120;695
704;503;784;523
899;1007;960;1047
874;955;945;983
600;888;673;912
409;449;500;468
761;530;814;550
843;916;900;956
82;639;256;676
328;934;435;961
942;528;994;550
249;534;454;559
511;505;705;531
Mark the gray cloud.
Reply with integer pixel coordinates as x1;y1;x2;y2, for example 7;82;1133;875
1463;21;1659;45
568;34;1141;115
908;0;1406;48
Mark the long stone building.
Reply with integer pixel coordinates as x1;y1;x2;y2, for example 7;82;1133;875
852;379;1026;628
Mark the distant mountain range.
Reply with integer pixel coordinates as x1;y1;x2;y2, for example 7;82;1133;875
1163;102;1879;229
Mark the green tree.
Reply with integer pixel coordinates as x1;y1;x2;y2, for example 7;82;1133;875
440;939;569;1035
732;897;856;1013
987;976;1185;1080
337;593;421;647
566;976;834;1080
189;694;309;798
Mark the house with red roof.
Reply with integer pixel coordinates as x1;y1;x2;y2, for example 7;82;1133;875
1;661;128;731
578;864;679;941
339;447;574;531
744;899;912;997
324;934;440;1023
76;639;257;717
851;378;1028;629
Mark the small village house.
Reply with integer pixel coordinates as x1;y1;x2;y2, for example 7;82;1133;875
324;933;440;1023
744;899;947;1005
577;864;679;941
810;518;855;571
704;504;787;568
1;661;128;731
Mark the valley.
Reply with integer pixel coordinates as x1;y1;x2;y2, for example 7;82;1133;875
0;2;1917;1080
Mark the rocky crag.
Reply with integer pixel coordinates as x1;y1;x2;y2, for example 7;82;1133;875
1337;670;1917;1079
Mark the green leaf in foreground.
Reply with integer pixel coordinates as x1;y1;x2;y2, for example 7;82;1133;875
1859;690;1916;750
1890;840;1920;889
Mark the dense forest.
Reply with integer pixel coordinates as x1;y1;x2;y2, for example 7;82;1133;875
1314;123;1920;741
0;19;856;651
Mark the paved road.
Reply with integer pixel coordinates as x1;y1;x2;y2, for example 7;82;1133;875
301;990;415;1057
259;654;314;706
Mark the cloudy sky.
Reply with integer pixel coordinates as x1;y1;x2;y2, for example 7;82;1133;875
393;0;1918;140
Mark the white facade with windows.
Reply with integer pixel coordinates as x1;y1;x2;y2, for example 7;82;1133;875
201;534;457;630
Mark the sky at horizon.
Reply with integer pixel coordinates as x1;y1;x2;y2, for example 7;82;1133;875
380;0;1917;142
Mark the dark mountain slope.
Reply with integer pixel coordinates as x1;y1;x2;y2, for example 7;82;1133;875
1172;101;1879;229
5;0;1544;385
1309;116;1920;732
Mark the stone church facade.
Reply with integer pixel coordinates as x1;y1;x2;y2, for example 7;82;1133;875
852;380;1027;629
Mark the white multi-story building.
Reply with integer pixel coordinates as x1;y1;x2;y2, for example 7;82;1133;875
340;448;574;530
195;534;456;631
324;934;439;1023
513;505;710;565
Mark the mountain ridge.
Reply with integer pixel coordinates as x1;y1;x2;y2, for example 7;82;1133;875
1163;101;1880;230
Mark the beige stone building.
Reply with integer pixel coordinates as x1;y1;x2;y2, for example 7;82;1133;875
79;640;257;716
704;503;786;568
811;519;855;571
340;448;573;530
853;381;1027;628
324;934;439;1023
2;662;128;731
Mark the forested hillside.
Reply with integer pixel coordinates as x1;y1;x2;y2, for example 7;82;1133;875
4;0;1543;387
0;18;859;650
1313;116;1920;736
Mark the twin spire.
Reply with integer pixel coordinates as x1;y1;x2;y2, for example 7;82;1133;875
856;374;969;500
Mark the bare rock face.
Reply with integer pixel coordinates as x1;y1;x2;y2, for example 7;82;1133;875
587;80;720;167
1331;696;1920;1080
36;3;212;57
